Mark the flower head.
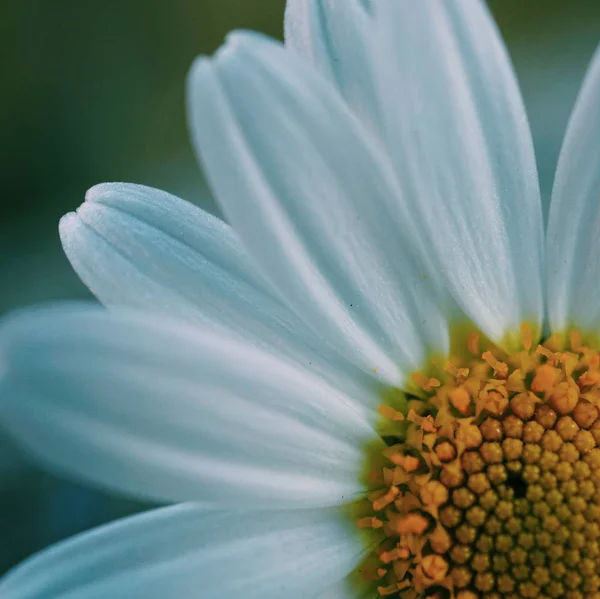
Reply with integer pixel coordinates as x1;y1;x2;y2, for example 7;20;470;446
1;1;600;598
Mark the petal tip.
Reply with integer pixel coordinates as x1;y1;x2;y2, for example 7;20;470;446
216;30;282;66
223;29;273;50
85;182;113;203
187;55;212;84
58;211;79;238
85;182;136;204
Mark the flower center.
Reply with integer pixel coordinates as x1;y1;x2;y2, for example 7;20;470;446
359;328;600;599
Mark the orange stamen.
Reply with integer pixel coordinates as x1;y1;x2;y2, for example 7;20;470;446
371;486;399;511
521;323;533;351
393;513;429;535
377;404;405;421
412;372;441;392
467;332;480;356
356;516;384;529
569;330;584;352
531;363;561;393
481;351;509;378
449;386;471;415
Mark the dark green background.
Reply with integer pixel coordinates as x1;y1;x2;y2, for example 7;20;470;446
0;0;598;575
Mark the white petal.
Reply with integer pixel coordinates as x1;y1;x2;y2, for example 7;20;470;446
367;1;544;344
61;183;306;351
0;503;375;599
60;183;276;317
188;31;450;385
60;183;380;406
60;182;372;401
546;46;600;333
0;305;379;507
284;0;351;82
284;0;379;135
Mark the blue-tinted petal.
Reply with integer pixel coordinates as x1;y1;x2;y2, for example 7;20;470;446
1;503;372;599
188;32;450;386
0;305;378;507
546;46;600;333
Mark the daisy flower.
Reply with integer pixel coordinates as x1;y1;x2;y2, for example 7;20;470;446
1;1;600;598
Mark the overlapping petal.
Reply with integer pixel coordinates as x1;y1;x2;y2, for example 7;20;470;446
546;46;600;333
370;1;544;344
60;182;372;399
284;0;379;133
287;0;544;345
60;183;283;331
0;503;374;599
0;304;379;507
188;31;449;386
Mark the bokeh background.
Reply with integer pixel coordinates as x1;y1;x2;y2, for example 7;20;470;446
0;0;599;576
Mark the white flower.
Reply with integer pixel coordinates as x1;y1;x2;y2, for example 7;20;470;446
1;2;600;598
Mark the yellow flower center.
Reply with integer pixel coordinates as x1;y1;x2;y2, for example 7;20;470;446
358;328;600;599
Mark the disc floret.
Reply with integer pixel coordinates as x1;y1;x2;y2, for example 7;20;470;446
360;328;600;599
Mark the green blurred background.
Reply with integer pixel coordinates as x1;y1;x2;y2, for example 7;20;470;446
0;0;598;576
